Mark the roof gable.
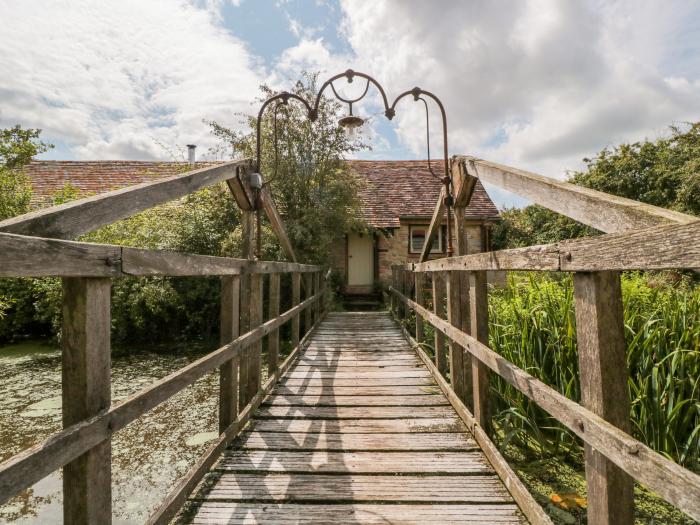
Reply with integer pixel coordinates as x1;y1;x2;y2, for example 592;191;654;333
349;160;500;228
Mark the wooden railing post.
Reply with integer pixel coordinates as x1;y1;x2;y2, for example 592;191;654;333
446;270;470;404
238;210;254;411
390;267;397;315
219;275;240;433
62;277;112;525
267;273;280;375
291;272;301;347
404;269;413;318
469;270;489;430
414;272;425;343
452;203;474;408
245;273;263;403
432;272;447;374
397;268;403;318
573;271;634;525
313;271;321;323
304;273;313;335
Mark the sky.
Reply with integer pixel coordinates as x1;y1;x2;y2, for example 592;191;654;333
1;0;699;208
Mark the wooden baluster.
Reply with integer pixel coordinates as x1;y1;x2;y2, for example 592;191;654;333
62;277;112;525
390;267;397;315
404;269;413;320
313;271;321;323
469;270;489;430
304;273;313;334
453;203;474;408
574;271;634;525
414;272;425;343
238;210;254;410
246;273;263;402
267;273;280;375
396;268;403;319
321;270;328;315
446;270;469;403
219;275;240;433
291;272;301;348
432;272;447;375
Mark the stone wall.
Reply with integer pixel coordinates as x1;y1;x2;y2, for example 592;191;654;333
331;220;497;291
376;219;485;284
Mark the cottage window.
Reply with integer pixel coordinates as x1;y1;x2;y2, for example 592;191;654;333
409;225;445;254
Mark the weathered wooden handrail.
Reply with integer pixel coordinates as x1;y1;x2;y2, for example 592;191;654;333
389;284;700;522
146;306;324;525
454;155;697;233
0;153;322;523
0;278;325;508
0;160;253;239
390;152;700;525
0;231;319;278
402;220;700;273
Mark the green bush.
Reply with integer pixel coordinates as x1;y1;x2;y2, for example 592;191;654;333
488;272;700;469
0;183;239;345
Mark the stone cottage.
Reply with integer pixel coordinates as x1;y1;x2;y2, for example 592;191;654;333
20;158;500;296
338;160;500;294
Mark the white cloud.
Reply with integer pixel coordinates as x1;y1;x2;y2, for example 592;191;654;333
2;0;699;181
338;0;700;179
0;0;263;160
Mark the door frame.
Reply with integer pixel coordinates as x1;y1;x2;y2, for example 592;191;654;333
345;232;376;292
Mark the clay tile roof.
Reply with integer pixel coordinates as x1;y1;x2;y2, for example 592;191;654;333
22;160;219;205
348;160;500;228
21;160;500;226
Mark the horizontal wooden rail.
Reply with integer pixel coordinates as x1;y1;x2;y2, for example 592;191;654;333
455;156;697;233
394;318;553;525
0;232;319;278
147;308;324;525
0;160;253;239
0;290;323;504
408;220;700;273
390;286;700;522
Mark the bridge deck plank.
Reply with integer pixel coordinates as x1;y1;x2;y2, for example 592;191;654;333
185;312;527;524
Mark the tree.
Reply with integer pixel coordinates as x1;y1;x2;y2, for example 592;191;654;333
493;122;700;249
207;72;367;265
0;125;53;220
492;205;594;249
571;122;700;216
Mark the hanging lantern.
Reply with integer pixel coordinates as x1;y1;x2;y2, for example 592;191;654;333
338;103;364;138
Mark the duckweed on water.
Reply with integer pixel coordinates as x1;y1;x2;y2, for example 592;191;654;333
0;341;220;524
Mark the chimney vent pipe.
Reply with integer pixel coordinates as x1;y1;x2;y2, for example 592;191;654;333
187;144;196;165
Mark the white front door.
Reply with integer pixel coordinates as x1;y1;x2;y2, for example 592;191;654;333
347;234;374;286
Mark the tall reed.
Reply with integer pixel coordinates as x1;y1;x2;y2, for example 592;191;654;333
488;272;700;469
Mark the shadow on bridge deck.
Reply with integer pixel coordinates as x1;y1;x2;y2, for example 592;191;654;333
181;312;526;524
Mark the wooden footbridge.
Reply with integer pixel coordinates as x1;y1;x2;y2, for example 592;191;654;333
0;156;699;525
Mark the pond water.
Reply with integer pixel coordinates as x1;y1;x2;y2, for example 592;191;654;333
0;340;221;524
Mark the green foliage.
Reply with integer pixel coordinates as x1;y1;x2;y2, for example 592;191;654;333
0;125;52;221
493;122;700;249
492;206;595;249
0;125;53;170
0;169;32;221
0;181;241;345
207;71;367;265
83;183;241;344
572;122;700;216
488;272;700;469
